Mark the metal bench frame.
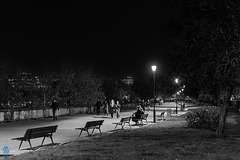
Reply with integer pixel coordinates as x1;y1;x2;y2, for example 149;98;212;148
140;113;148;124
112;117;132;130
12;125;58;150
75;120;104;137
157;112;165;121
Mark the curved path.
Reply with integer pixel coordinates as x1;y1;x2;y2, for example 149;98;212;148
0;102;187;156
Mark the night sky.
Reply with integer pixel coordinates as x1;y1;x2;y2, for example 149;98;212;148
0;2;180;79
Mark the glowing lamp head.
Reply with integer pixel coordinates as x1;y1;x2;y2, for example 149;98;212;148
151;65;157;72
175;78;179;84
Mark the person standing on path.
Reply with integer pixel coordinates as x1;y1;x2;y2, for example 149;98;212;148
146;99;151;112
115;100;121;118
51;99;59;121
103;100;109;115
96;99;101;115
109;99;115;118
141;99;146;111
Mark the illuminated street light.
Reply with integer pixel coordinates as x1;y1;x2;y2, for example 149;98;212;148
175;78;179;114
175;78;179;84
151;65;157;123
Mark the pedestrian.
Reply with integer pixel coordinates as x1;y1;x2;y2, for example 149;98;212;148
103;100;109;115
96;99;101;115
109;99;115;118
50;99;59;121
146;99;151;112
141;99;146;111
115;100;121;118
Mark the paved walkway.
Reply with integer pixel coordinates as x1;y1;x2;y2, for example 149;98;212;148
0;102;188;156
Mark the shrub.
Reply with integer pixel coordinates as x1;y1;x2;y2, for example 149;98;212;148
185;106;220;130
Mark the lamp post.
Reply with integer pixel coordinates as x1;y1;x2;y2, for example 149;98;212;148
151;65;157;123
175;78;179;114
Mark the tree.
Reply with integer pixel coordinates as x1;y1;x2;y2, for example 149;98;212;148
172;0;240;136
71;69;105;107
101;77;130;102
46;68;105;107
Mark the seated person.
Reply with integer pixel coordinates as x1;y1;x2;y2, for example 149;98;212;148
132;106;144;124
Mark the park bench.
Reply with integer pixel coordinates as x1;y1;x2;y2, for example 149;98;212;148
132;113;149;125
140;113;148;124
12;125;58;150
75;120;104;137
157;112;165;121
112;116;132;130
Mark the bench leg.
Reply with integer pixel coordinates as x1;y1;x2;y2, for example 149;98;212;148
86;130;90;136
98;128;102;135
41;137;46;146
129;122;132;129
114;124;118;130
121;123;125;129
50;136;54;144
18;140;24;150
91;128;95;135
28;140;33;150
79;130;83;137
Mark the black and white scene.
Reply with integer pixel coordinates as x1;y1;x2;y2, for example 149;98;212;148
1;1;240;159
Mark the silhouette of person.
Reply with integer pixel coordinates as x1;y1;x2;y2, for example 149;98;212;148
96;99;101;115
115;100;121;118
51;99;59;121
109;99;115;118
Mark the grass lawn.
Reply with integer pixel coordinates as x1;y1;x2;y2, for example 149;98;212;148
6;109;240;160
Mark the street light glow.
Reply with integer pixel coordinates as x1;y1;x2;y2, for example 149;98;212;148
175;78;179;84
151;65;157;72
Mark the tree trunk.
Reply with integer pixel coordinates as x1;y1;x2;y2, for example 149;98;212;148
215;86;233;137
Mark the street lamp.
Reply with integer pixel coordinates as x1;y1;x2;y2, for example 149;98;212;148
175;78;179;114
151;65;157;123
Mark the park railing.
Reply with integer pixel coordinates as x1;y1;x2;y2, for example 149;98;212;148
0;102;138;122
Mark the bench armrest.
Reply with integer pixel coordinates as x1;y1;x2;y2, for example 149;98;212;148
75;127;86;130
12;137;26;141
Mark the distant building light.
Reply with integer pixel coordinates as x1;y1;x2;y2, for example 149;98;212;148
121;76;134;85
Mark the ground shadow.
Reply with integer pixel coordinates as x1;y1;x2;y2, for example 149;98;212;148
93;116;112;119
108;128;132;132
20;143;60;151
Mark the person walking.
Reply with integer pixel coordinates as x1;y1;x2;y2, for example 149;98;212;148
103;100;109;115
115;100;121;118
141;99;146;111
109;99;115;118
51;99;59;121
146;99;151;112
95;99;101;115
